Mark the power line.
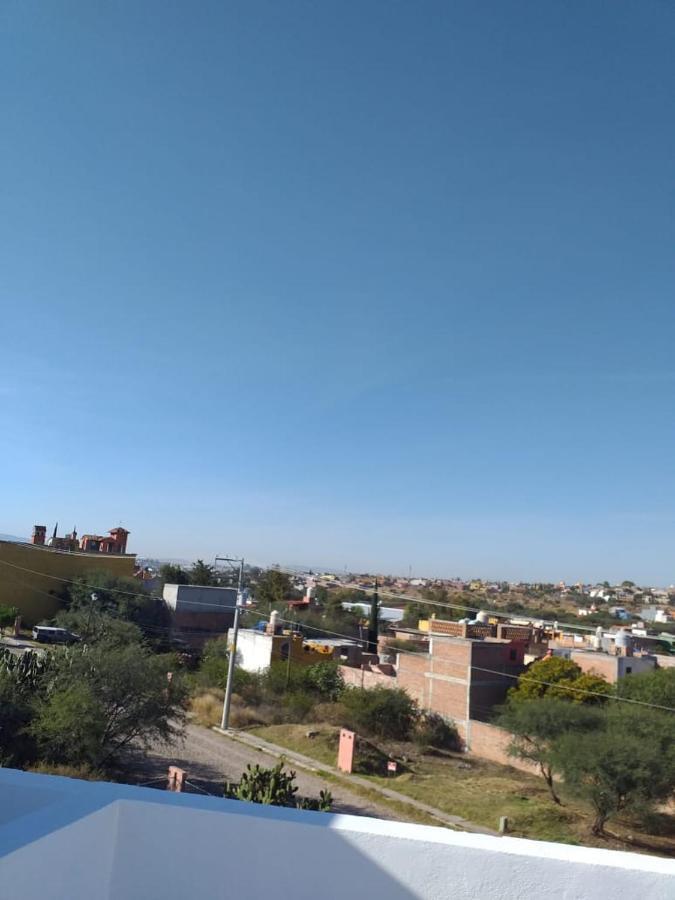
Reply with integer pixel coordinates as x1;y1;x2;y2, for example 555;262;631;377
3;555;672;711
248;607;675;714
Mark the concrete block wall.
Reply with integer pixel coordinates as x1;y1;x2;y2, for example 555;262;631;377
339;665;397;690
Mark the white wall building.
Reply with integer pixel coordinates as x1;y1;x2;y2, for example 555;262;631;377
0;768;673;899
236;629;276;672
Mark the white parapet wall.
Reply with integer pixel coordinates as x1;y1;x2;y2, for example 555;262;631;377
0;768;673;900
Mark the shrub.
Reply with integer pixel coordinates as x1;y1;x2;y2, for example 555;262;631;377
281;691;316;722
262;661;308;697
414;712;461;751
302;662;344;701
341;687;419;741
196;638;230;689
312;701;349;725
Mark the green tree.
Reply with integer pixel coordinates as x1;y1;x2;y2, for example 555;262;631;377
190;560;215;586
498;698;603;804
0;670;35;766
562;671;611;704
160;563;190;585
616;667;675;709
55;610;143;647
510;656;582;702
553;707;675;835
31;682;106;766
255;570;294;609
62;571;171;643
0;604;18;634
30;641;188;769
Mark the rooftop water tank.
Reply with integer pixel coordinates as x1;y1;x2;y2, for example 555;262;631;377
615;629;632;649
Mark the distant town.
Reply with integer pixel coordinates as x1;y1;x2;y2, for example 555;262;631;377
1;521;674;861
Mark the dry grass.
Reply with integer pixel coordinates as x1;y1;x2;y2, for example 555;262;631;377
191;690;270;728
249;723;675;855
190;689;225;727
228;703;266;728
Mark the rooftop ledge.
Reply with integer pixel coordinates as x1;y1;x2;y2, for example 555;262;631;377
0;768;673;900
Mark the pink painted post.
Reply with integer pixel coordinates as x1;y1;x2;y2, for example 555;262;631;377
337;729;355;773
167;766;187;792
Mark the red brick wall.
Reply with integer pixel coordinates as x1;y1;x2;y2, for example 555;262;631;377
397;639;471;724
428;620;497;639
396;653;431;708
497;625;534;641
466;624;497;639
429;620;465;637
465;721;539;775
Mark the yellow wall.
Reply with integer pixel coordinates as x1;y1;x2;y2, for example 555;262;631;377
0;541;136;624
269;632;333;667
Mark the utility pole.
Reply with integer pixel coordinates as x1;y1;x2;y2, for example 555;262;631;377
85;593;98;639
220;557;245;731
366;577;379;654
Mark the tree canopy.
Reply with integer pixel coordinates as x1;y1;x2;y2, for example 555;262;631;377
553;706;675;835
190;560;216;586
509;656;610;704
254;570;295;609
60;571;171;645
498;698;603;803
159;563;190;585
29;641;187;770
615;667;675;710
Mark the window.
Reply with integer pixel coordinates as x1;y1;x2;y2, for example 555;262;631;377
625;666;632;674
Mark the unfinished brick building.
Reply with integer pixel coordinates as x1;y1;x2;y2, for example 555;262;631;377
396;630;526;741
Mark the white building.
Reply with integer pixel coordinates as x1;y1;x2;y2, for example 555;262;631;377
342;602;405;623
0;767;673;899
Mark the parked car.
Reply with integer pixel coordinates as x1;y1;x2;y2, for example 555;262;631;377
31;626;80;645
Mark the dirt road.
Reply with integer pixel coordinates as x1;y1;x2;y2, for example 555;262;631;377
122;722;403;820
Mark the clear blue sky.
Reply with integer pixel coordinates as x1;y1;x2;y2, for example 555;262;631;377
2;1;674;583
